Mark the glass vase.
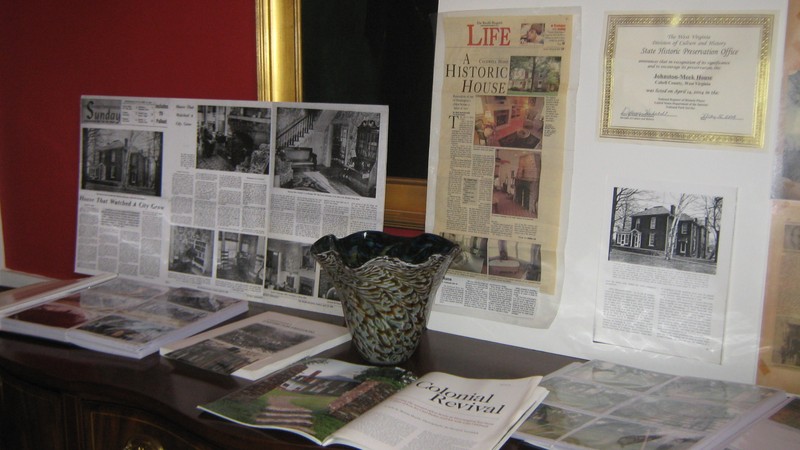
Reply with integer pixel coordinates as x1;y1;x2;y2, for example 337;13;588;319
310;231;460;365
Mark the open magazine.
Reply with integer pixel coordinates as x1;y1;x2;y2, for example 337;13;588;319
199;358;548;450
160;311;351;380
0;276;247;358
513;360;790;449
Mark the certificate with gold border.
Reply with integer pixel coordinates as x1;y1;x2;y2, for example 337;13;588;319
600;14;773;147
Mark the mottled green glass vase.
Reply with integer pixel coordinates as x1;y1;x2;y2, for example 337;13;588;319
311;231;460;365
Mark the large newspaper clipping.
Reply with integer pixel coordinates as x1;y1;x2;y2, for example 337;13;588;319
427;11;576;328
759;0;800;394
759;201;800;393
76;96;388;316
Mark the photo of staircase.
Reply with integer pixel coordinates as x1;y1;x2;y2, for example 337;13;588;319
274;107;382;198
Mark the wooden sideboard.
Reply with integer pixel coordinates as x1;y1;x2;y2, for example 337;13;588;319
0;304;580;450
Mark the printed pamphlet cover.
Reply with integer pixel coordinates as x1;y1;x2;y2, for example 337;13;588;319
160;311;351;380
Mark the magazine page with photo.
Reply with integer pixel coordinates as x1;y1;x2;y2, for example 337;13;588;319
199;358;548;450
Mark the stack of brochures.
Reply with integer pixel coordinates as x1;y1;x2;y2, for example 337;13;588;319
512;360;790;450
0;274;248;359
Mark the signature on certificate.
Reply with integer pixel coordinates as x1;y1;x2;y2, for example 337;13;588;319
700;113;740;120
620;107;671;119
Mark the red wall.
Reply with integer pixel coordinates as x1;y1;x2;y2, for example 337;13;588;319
0;1;258;278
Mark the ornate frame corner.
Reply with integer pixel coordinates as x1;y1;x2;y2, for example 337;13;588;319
256;0;426;230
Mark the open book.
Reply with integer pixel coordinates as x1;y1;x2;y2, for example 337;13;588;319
0;276;248;358
160;311;351;380
199;358;548;450
513;360;790;450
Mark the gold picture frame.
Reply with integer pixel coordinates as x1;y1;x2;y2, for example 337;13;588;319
255;0;302;102
255;0;427;230
600;13;773;147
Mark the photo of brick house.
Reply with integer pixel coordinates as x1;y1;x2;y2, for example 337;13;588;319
615;205;708;259
608;188;723;274
81;128;163;197
213;359;414;440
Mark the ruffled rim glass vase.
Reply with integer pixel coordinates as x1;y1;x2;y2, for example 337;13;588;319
310;231;461;365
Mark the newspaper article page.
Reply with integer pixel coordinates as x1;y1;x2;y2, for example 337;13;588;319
75;96;387;315
759;0;800;394
758;201;800;393
264;106;388;314
427;10;577;329
594;179;737;364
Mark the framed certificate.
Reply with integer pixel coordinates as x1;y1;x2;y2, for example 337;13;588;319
600;14;773;147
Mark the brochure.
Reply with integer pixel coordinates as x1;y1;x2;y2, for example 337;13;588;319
0;272;117;316
0;277;247;359
160;311;351;380
199;358;548;450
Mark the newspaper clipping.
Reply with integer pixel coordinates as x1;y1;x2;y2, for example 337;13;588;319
76;96;388;316
760;201;800;393
759;0;800;394
427;11;576;328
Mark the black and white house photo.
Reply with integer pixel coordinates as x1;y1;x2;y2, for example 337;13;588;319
164;322;315;375
608;187;723;274
274;108;381;198
81;128;163;196
168;225;215;277
216;231;267;286
196;105;271;174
